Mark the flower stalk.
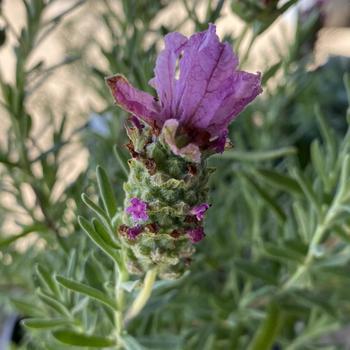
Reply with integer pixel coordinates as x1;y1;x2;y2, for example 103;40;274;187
115;265;128;344
125;268;158;324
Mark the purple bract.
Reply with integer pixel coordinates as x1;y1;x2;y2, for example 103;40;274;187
127;225;143;240
187;227;205;243
107;24;262;161
126;198;149;222
190;203;210;221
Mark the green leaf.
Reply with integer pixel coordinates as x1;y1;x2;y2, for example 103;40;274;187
120;280;141;293
295;289;337;316
36;264;61;298
256;169;302;196
344;73;350;106
263;243;304;264
122;335;146;350
96;165;117;218
52;330;116;347
292;169;321;216
56;275;118;311
81;193;110;224
37;290;71;318
244;174;286;223
113;144;129;177
78;216;121;265
315;104;336;161
310;140;331;192
262;61;282;86
92;218;120;250
0;223;46;249
11;298;43;317
336;154;350;201
292;202;311;241
235;260;277;285
22;318;74;329
215;147;296;161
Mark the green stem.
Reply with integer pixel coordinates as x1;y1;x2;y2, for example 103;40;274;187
125;268;157;323
281;205;338;290
247;302;282;350
115;263;128;347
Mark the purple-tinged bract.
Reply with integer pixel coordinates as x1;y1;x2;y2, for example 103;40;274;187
187;227;205;243
190;203;210;221
127;225;143;240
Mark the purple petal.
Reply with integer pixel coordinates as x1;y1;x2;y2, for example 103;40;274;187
187;227;205;243
106;74;161;125
174;24;239;127
149;32;187;119
207;71;262;135
190;203;210;221
126;198;149;222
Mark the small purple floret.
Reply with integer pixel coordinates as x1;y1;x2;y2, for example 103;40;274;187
190;203;210;221
126;198;149;222
127;225;143;240
187;227;205;243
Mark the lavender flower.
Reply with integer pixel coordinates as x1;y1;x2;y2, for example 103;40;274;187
126;198;148;222
187;227;205;243
190;203;210;221
108;25;262;278
107;24;262;162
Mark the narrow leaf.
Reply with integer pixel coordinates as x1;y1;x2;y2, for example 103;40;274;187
293;169;321;216
78;216;120;265
245;174;286;223
37;290;70;318
0;223;46;249
257;169;302;195
113;144;129;177
23;318;73;329
216;147;296;161
36;264;61;298
235;260;277;285
81;193;110;224
122;335;146;350
92;218;120;250
52;330;116;347
96;165;117;218
56;276;117;311
11;298;43;317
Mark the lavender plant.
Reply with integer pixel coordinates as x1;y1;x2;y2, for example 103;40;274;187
1;1;350;349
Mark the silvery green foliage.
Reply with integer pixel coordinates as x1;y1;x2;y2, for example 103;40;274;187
1;0;350;349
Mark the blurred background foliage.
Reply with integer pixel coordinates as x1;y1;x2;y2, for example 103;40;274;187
0;0;350;349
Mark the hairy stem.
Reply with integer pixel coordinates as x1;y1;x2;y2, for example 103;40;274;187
115;259;128;346
125;268;157;323
282;194;341;290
